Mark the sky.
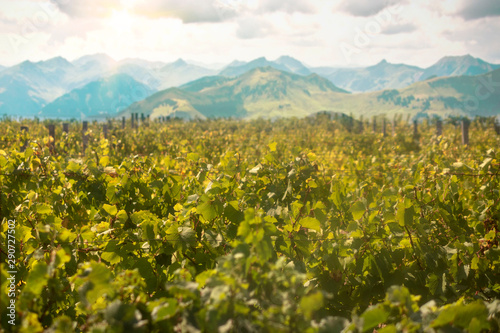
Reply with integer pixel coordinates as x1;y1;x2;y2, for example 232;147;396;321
0;0;500;68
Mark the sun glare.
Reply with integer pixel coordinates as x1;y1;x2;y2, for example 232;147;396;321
110;9;132;33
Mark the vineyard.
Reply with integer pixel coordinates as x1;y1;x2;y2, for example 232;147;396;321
1;114;500;332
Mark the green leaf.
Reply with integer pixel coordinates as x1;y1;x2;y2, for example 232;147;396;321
350;201;366;220
453;301;489;328
67;160;81;172
133;258;157;293
468;317;489;333
152;299;178;322
378;325;397;333
361;305;389;332
101;241;123;264
187;152;200;161
102;204;117;216
396;202;414;227
24;262;48;295
36;203;52;215
78;262;112;306
254;238;274;261
300;291;324;319
101;251;122;265
99;156;110;167
196;196;221;221
179;227;196;245
299;217;321;232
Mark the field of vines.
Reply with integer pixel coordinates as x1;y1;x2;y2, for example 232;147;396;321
1;114;500;332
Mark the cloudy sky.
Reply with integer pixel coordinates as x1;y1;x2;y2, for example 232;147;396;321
0;0;499;68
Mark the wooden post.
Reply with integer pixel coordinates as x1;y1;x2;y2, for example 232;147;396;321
382;118;387;137
63;123;69;133
392;117;396;137
103;124;108;139
20;126;28;152
82;121;88;155
47;124;55;152
436;119;443;136
122;116;126;129
135;113;139;128
107;119;112;130
372;116;376;133
494;118;500;135
413;120;418;138
131;113;135;128
461;119;470;145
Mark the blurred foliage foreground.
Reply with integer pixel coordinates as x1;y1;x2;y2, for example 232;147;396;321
1;115;500;332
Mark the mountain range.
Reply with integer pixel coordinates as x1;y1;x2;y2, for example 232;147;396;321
40;74;155;119
311;54;500;93
120;66;500;120
311;60;423;93
220;56;312;77
122;67;348;120
1;54;499;119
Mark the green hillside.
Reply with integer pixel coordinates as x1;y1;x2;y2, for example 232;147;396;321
319;68;500;118
121;67;350;119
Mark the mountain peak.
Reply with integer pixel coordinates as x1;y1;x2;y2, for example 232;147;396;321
437;54;477;63
276;55;295;61
39;56;73;68
73;53;116;67
227;60;246;68
248;57;269;65
420;54;497;80
275;55;302;65
172;58;187;66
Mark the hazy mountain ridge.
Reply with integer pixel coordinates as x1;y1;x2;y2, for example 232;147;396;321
121;67;500;120
219;56;312;77
310;55;500;93
419;54;500;81
1;53;499;119
312;60;424;93
0;54;217;118
39;73;155;119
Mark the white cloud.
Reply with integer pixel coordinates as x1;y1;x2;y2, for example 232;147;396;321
257;0;316;14
51;0;242;23
236;16;274;39
133;0;240;23
52;0;122;18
